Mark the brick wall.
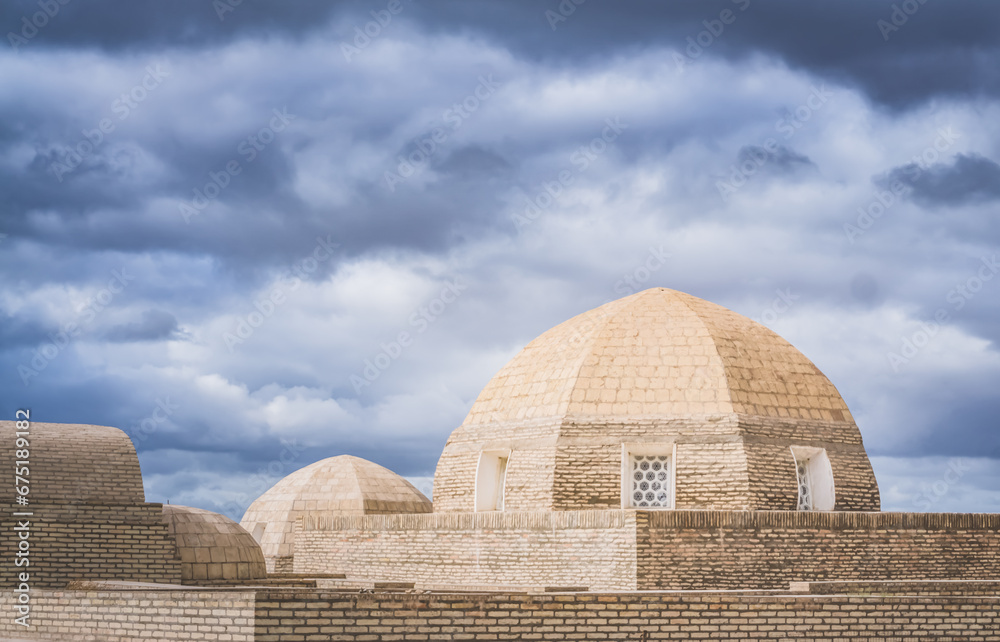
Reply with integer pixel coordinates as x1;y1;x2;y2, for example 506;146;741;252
253;589;1000;641
0;588;255;641
0;503;182;588
4;585;998;640
637;511;1000;590
290;509;1000;593
295;511;637;591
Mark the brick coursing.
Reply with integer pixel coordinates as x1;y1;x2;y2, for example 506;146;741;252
636;511;1000;590
295;511;638;591
3;584;999;640
0;589;255;641
0;503;183;588
251;589;1000;641
291;509;1000;593
0;421;145;505
436;414;880;514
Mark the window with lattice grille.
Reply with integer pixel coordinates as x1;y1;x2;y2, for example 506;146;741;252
796;458;813;510
628;453;673;508
792;446;835;511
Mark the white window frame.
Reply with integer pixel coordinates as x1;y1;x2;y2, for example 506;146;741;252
790;446;836;511
474;450;510;511
621;443;676;510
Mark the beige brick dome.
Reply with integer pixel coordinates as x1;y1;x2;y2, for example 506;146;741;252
464;288;854;424
434;288;880;513
240;455;432;571
162;504;267;583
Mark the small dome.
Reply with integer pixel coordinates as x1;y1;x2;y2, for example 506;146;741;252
240;455;432;571
162;505;267;583
0;422;144;505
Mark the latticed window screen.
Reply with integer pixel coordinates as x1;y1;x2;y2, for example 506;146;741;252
796;458;813;510
630;454;672;508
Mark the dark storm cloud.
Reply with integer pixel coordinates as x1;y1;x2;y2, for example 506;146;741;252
6;1;999;111
405;0;1000;110
103;309;179;342
881;153;1000;207
1;0;341;51
736;144;814;175
0;312;51;352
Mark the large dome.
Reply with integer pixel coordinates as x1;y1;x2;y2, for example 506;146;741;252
240;455;432;571
434;288;879;514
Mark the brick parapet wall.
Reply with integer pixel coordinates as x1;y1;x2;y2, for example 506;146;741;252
637;511;1000;590
0;503;182;588
296;510;637;591
3;585;999;640
253;589;1000;641
798;580;1000;596
292;509;1000;592
0;588;255;641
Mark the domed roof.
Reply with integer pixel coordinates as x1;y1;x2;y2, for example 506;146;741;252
0;422;144;505
162;504;267;583
240;455;432;570
434;288;879;513
464;287;853;425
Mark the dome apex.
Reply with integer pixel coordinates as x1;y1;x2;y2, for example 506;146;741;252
464;287;852;425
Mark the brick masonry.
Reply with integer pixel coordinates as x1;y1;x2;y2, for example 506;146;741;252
0;588;255;641
435;414;880;514
0;503;182;588
0;421;145;505
5;587;999;641
637;511;1000;590
295;511;637;591
292;509;1000;592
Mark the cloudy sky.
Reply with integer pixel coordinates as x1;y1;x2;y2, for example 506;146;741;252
2;0;998;519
